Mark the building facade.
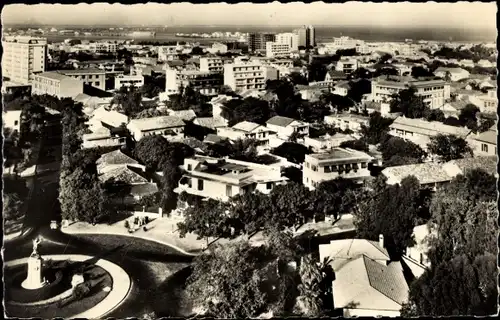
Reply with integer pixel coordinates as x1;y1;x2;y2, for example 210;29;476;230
223;60;278;92
371;76;450;110
114;74;145;89
294;25;315;48
2;36;47;84
157;45;180;62
266;42;291;58
175;156;288;202
247;33;276;52
276;32;299;51
199;56;224;73
58;68;106;90
31;72;83;98
303;148;374;189
165;69;223;96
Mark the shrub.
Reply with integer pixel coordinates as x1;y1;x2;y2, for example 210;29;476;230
124;220;130;229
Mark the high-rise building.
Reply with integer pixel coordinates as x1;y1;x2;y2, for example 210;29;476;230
294;25;315;49
266;42;291;58
276;32;299;51
248;33;276;52
2;36;47;84
224;59;278;92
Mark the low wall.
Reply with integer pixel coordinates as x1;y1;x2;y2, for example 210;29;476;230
4;255;131;319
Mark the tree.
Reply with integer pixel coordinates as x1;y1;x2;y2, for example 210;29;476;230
458;104;480;131
346;78;371;103
111;85;144;117
191;46;205;55
271;142;312;164
177;199;231;242
378;135;427;165
230;192;273;236
3;192;24;221
401;253;497;317
268;183;315;228
423;109;445;122
443;116;463;127
354;176;421;258
221;97;272;126
288;72;309;85
133;107;167;119
339;139;369;152
389;87;429;118
281;166;303;184
133;135;171;171
427;134;473;162
314;178;361;220
360;112;394;145
411;66;434;78
184;241;271;318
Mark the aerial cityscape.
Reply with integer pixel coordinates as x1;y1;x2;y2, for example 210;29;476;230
1;2;498;318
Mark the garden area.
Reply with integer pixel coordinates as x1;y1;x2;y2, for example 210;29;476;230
4;259;113;319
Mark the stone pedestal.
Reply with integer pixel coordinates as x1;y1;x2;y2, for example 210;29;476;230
21;254;47;290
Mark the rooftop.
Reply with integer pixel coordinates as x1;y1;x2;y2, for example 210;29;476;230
232;121;262;133
390;116;470;137
470;129;496;145
128;116;185;131
382;162;453;185
308;147;373;161
34;71;74;82
58;68;106;75
266;115;296;127
445;156;497;177
96;149;139;166
99;165;149;184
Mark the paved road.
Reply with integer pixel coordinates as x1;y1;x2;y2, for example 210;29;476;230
3;117;194;318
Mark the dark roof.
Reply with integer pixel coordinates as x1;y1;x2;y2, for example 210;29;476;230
327;70;348;79
129;183;159;197
266;115;295;127
203;134;228;144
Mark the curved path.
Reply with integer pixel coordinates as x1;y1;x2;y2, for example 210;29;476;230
5;254;131;319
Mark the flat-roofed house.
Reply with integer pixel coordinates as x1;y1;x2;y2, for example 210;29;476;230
319;237;409;317
216;121;275;145
266;116;310;139
57;68;106;90
174;156;288;202
303;147;374;189
324;114;370;133
127;116;185;142
304;133;356;152
434;67;470;82
388;116;471;149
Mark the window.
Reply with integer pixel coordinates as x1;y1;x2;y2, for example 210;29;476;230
305;162;310;169
324;166;331;173
266;182;273;190
14;120;19;125
226;185;232;197
95;81;100;86
481;144;488;153
197;179;204;191
187;164;192;171
311;165;318;172
361;162;367;168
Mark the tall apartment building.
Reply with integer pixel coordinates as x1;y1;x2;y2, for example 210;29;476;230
57;68;106;90
224;60;279;92
32;72;83;98
2;36;47;84
248;33;276;52
294;25;315;48
199;56;224;73
166;69;223;96
276;32;299;51
303;148;374;190
266;42;291;58
371;76;450;110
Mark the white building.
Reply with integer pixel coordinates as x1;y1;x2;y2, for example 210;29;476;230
209;42;228;54
157;45;180;62
275;32;299;51
127;116;185;142
332;36;364;48
58;68;106;91
434;67;470;82
165;69;223;96
216;121;275;145
266;42;291;58
3;109;22;133
223;60;278;92
371;76;450;110
2;36;47;84
266;115;310;139
303;148;374;189
199;56;224;73
115;74;145;89
31;72;83;98
89;41;117;53
335;58;359;74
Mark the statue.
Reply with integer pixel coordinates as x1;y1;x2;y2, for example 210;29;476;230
31;237;42;256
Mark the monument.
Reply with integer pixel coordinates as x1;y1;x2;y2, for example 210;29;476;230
21;237;48;290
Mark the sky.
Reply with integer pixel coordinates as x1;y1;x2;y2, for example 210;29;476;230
1;2;497;31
